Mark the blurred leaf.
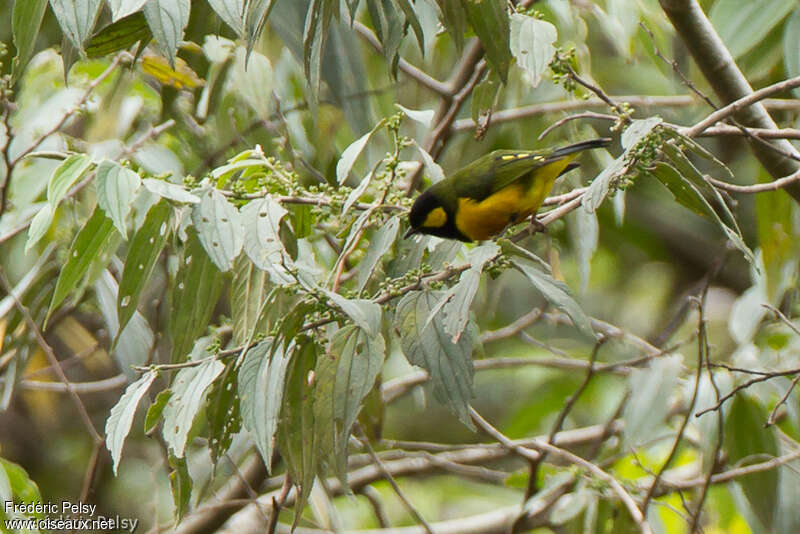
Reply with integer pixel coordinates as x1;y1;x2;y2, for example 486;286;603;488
144;389;171;433
206;363;241;467
356;216;400;292
622;354;682;447
86;11;151;58
368;0;405;77
109;0;148;21
471;69;502;123
321;289;382;337
413;140;446;184
435;0;467;50
25;204;54;253
231;257;271;345
581;153;627;213
191;188;244;272
315;325;385;477
168;454;191;520
169;231;224;362
47;154;92;209
11;0;48;83
396;0;426;54
337;119;386;185
105;371;156;475
141;54;204;89
117;200;172;335
784;8;800;96
278;339;319;527
342;164;378;214
240;197;294;284
710;0;795;58
142;178;201;203
303;0;337;102
208;0;246;35
776;444;800;533
569;206;598;294
0;458;42;508
231;47;273;119
245;0;277;53
47;207;119;325
729;278;769;345
162;358;225;458
96;160;142;237
510;13;557;88
143;0;190;66
95;270;154;378
396;104;435;127
461;0;511;83
239;339;289;470
395;290;476;428
49;0;103;50
756;182;800;303
549;488;593;526
724;393;779;531
513;259;594;338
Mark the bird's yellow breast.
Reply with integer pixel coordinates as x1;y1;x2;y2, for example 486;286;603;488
453;159;570;241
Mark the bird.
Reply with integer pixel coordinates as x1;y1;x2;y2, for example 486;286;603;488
404;138;612;242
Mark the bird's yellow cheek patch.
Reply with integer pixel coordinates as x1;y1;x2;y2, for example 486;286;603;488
423;207;448;228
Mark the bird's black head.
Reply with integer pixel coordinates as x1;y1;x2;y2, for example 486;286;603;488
405;189;468;241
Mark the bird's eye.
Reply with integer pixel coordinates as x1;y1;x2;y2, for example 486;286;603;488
423;207;447;228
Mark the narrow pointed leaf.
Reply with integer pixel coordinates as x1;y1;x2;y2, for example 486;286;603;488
336;120;385;184
461;0;511;82
105;371;156;474
356;216;399;292
86;11;152;58
25;204;54;253
11;0;48;82
47;154;92;209
231;257;271;345
245;0;277;52
208;0;246;35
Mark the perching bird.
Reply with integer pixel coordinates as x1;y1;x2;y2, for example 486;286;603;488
404;138;612;242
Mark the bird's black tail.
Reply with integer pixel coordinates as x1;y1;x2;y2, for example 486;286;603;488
551;138;612;158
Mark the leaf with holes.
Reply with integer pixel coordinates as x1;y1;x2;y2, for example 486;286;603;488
395;290;476;428
510;13;557;88
192;189;244;272
240;197;294;284
106;371;157;474
47;207;119;325
117;200;172;336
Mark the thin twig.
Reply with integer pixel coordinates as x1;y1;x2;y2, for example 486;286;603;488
767;374;800;427
538;112;618;140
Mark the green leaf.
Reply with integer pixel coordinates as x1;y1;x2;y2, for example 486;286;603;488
367;0;405;77
413;140;446;184
724;393;780;531
142;0;190;66
95;270;154;378
356;216;400;293
239;339;290;470
784;8;800;96
240;197;294;284
396;104;435;127
108;0;148;21
755;186;799;303
622;354;682;447
549;488;594;526
105;371;156;475
191;189;244;272
142;178;201;204
342;164;379;214
144;389;171;433
231;47;273;119
513;259;594;338
96;160;142;238
47;154;92;209
509;13;557;88
47;207;119;325
168;454;191;520
568;207;598;294
303;0;337;102
245;0;277;52
49;0;103;50
206;362;241;466
395;290;476;428
336;119;386;185
396;0;426;54
461;0;511;83
621;117;662;150
208;0;246;35
162;358;225;458
231;257;271;346
169;232;224;362
710;0;796;59
11;0;48;83
278;339;319;527
117;200;172;336
0;458;42;508
25;204;54;253
471;69;502;123
86;11;152;58
581;152;626;213
434;0;467;50
321;289;382;337
315;325;385;478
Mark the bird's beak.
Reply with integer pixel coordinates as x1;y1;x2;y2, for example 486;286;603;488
404;227;420;239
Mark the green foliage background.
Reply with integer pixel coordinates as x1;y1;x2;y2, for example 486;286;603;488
0;0;799;533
